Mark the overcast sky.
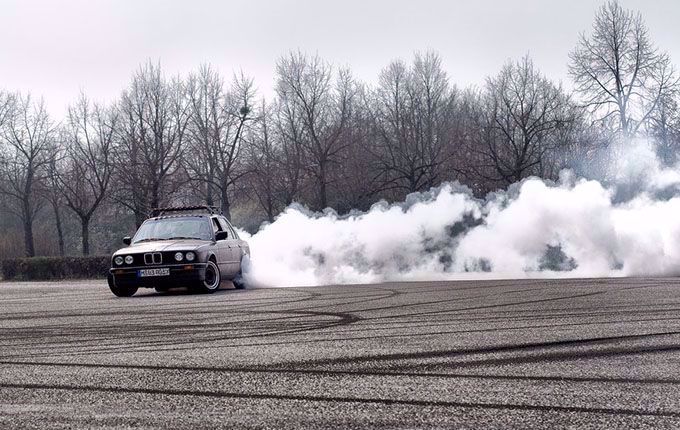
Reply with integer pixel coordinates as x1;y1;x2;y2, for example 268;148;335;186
1;0;678;119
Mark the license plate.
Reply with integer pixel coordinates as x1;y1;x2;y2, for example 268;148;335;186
138;268;170;277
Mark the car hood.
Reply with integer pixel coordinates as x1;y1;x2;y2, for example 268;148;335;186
113;240;211;256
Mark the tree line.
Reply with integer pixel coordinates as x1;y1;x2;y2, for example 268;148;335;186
0;1;678;257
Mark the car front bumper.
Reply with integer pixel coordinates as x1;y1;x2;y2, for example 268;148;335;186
109;263;208;288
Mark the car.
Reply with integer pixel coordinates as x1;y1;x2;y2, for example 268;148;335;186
107;206;250;297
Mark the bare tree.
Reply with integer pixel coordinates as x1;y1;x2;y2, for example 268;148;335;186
246;100;280;222
185;65;255;219
569;0;679;138
248;98;326;222
649;93;680;166
471;56;575;186
59;95;116;255
45;151;66;256
0;92;13;127
369;52;458;195
115;62;191;226
0;94;55;256
273;96;305;206
276;51;356;209
332;84;377;212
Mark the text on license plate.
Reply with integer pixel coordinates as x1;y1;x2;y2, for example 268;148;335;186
138;268;170;277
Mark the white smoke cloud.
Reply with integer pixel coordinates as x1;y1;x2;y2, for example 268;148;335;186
240;141;680;287
613;138;680;192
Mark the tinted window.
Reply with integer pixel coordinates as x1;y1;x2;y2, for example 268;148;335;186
211;218;223;234
219;216;239;239
132;217;213;243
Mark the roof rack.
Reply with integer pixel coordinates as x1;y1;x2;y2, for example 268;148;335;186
151;205;222;217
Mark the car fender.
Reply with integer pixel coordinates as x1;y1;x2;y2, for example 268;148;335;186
205;251;218;263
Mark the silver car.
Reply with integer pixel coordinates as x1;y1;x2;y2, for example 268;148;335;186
108;206;249;297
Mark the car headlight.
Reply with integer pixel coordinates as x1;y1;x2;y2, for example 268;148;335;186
125;255;134;265
174;252;184;262
114;256;124;266
185;252;195;262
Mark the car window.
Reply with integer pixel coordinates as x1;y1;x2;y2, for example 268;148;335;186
132;217;213;243
211;218;223;234
219;216;239;240
228;225;239;240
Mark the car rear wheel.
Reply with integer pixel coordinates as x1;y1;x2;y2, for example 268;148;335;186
108;273;138;297
233;255;248;289
195;260;221;294
233;277;246;289
233;267;246;290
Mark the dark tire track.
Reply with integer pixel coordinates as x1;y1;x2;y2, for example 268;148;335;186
2;382;678;419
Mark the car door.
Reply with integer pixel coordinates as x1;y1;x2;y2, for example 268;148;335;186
216;217;241;276
211;217;232;277
225;220;248;260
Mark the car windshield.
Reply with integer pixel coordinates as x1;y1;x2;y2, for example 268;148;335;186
132;217;213;244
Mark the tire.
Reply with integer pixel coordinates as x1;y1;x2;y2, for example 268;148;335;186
233;255;248;290
233;276;246;290
195;260;221;294
108;273;138;297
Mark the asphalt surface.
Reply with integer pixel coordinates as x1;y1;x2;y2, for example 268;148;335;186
2;278;680;429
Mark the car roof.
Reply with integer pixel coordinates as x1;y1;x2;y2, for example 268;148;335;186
146;214;212;222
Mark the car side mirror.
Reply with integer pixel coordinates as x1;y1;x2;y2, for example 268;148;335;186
215;231;229;241
123;237;132;246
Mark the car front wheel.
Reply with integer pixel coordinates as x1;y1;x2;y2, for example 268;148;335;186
108;273;138;297
195;260;221;294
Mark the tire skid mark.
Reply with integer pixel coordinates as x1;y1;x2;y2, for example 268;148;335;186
404;344;680;372
332;309;680;328
1;382;678;418
279;330;680;368
360;290;611;322
311;286;550;316
2;360;680;386
0;309;363;359
0;288;321;321
5;314;680;355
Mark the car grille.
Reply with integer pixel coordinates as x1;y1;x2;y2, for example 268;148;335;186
144;252;163;265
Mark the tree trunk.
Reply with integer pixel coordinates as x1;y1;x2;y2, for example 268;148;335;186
266;197;274;223
81;216;90;256
151;184;160;213
619;103;630;139
220;187;231;220
206;181;214;207
133;189;146;227
52;202;65;256
514;165;524;183
134;208;147;228
22;198;35;257
318;161;328;210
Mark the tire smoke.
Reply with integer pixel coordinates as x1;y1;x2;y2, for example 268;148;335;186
241;141;680;287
